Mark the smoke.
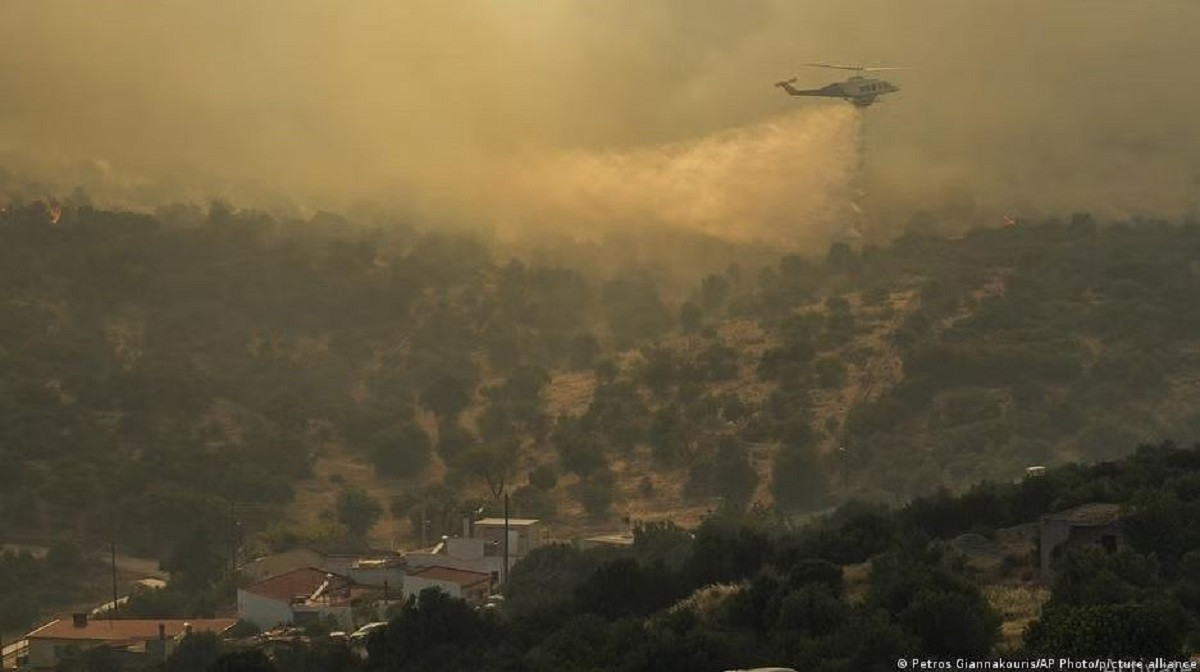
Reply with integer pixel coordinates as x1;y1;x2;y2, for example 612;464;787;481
1;0;1197;248
474;107;861;247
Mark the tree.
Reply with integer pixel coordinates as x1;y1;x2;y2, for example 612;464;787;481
574;469;616;518
462;440;519;500
210;649;278;672
713;438;758;509
504;543;600;618
575;558;679;619
45;541;85;572
1025;601;1189;658
419;376;472;422
52;646;122;672
825;241;859;273
528;464;558;491
632;521;694;572
601;272;671;347
593;358;619;385
336;487;383;537
683;518;773;588
867;544;1000;657
495;365;550;405
813;356;848;389
771;444;828;512
434;423;477;471
380;588;492;670
699;273;730;311
368;424;432;478
165;632;223;672
160;524;226;594
568;333;600;370
298;638;363;672
680;301;703;334
555;423;608;477
511;484;557;520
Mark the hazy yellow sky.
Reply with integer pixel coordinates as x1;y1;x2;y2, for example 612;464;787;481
1;1;1197;243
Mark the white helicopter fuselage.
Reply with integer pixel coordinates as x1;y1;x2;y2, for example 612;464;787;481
839;75;900;107
775;66;902;108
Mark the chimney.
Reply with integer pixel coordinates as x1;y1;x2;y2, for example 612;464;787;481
159;624;166;641
184;622;192;636
72;613;88;628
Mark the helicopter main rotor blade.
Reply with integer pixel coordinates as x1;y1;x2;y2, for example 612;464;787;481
803;63;908;72
803;63;864;71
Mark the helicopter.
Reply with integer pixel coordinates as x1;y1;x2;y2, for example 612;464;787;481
775;63;902;108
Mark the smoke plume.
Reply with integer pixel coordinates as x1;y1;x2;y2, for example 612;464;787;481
1;0;1197;249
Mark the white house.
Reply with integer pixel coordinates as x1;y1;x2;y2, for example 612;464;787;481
472;518;544;561
24;615;235;670
403;567;492;607
405;537;501;585
346;557;406;589
403;518;543;587
241;549;404;587
237;567;356;630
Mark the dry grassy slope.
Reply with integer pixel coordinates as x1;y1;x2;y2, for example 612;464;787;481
970;524;1048;652
838;521;1047;652
528;291;929;529
289;435;430;549
280;270;1085;547
808;290;917;453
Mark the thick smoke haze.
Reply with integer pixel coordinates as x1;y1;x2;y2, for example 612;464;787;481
1;0;1197;247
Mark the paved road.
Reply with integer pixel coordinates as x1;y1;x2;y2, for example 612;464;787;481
1;544;166;580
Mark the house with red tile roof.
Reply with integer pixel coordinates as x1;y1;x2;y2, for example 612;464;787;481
237;567;356;630
403;566;492;607
24;614;236;670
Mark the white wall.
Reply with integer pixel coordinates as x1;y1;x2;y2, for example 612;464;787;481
26;638;66;670
237;590;294;630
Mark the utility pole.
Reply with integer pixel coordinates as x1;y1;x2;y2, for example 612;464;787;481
110;507;119;620
420;505;428;548
839;444;849;498
501;487;511;588
229;520;242;577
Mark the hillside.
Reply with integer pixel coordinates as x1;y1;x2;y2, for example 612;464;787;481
382;441;1200;669
3;201;1200;623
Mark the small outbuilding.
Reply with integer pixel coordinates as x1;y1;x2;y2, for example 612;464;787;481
1039;503;1123;578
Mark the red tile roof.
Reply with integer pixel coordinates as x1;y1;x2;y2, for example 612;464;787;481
242;567;352;602
408;566;491;588
27;618;236;641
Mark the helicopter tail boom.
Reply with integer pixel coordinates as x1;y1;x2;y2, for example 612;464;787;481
776;80;843;98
